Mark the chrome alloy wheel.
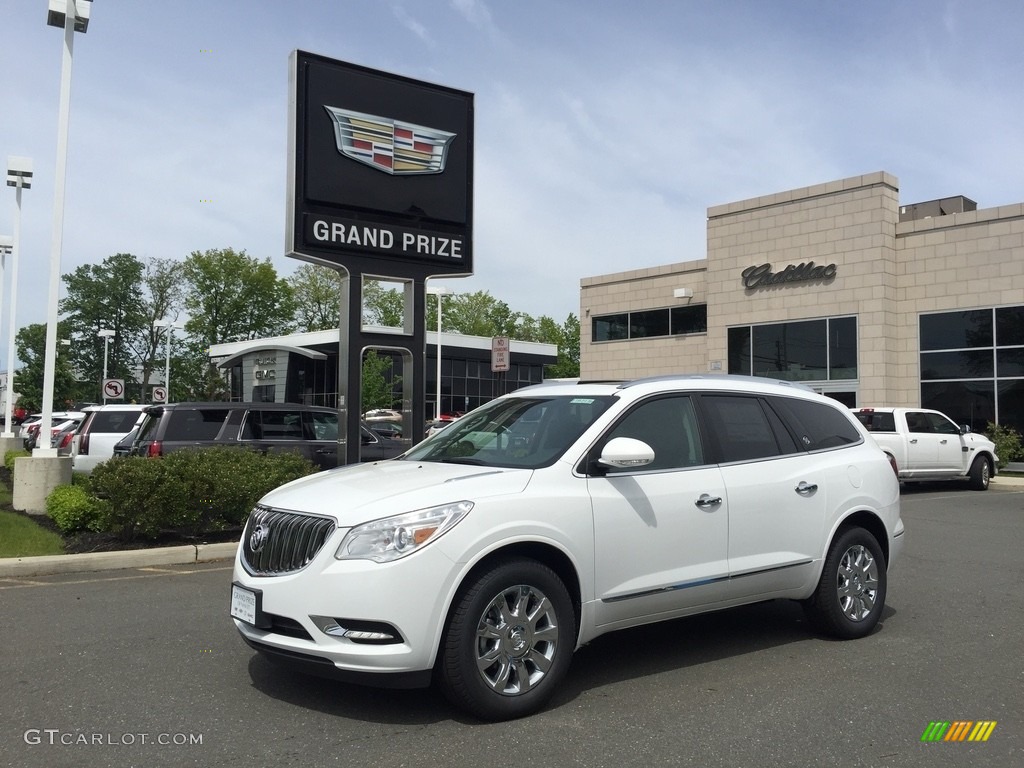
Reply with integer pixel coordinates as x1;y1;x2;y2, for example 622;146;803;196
836;544;879;622
475;584;559;696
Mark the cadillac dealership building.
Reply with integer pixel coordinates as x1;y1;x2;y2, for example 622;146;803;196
580;171;1024;432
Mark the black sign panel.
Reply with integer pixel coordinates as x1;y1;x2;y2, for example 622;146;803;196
288;51;474;276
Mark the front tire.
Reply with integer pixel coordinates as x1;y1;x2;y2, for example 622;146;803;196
437;558;575;721
804;527;886;639
968;456;991;490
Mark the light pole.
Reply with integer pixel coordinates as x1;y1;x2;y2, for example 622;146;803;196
98;329;114;403
3;157;32;438
154;320;183;403
426;285;451;421
37;0;93;457
0;236;11;426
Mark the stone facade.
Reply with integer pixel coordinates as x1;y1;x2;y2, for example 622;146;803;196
581;171;1024;425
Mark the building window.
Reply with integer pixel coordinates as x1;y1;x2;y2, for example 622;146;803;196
592;305;707;342
919;306;1024;432
671;305;708;335
727;317;857;383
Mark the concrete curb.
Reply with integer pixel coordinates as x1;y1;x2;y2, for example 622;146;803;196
0;541;239;578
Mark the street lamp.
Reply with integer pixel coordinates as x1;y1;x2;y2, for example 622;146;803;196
37;0;93;457
0;236;11;425
153;320;183;403
426;285;451;421
98;329;114;403
3;156;32;438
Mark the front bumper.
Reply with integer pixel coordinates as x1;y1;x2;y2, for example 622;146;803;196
230;529;459;683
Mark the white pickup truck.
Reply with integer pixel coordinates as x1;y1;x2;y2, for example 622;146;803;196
851;407;998;490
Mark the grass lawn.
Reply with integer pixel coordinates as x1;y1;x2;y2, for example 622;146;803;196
0;483;66;557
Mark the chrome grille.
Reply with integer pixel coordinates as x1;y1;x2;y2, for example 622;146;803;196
241;506;336;575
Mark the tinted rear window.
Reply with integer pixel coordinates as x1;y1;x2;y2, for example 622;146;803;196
770;397;862;450
164;409;231;440
854;411;896;432
88;411;140;433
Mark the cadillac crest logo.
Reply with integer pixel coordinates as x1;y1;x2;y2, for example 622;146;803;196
325;106;456;175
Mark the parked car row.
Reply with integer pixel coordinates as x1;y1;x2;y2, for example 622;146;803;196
58;402;407;474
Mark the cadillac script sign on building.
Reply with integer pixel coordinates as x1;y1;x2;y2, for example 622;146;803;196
287;52;474;277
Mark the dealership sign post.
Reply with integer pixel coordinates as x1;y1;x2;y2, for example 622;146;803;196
287;51;473;463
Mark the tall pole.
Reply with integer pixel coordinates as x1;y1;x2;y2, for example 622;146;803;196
38;2;80;455
165;326;172;403
436;294;443;421
102;336;109;403
3;157;31;437
0;241;6;420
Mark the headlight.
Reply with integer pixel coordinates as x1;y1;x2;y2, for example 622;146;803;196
335;501;474;563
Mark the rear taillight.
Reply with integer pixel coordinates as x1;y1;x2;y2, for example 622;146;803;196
148;441;163;457
80;434;90;455
887;453;899;477
59;432;74;449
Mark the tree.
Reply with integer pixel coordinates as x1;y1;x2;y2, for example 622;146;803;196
361;350;402;412
14;322;83;412
180;248;296;399
362;279;405;327
133;258;186;401
59;253;147;402
537;314;581;379
182;248;296;346
440;291;529;338
289;263;344;332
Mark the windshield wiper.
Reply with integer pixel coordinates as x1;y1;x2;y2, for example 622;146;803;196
439;457;487;465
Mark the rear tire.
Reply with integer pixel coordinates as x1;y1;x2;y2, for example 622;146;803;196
968;456;991;491
804;527;886;639
437;558;575;721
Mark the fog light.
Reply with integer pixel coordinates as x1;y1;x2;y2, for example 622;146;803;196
310;616;403;644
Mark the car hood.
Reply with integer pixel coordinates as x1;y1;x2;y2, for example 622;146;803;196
258;459;533;527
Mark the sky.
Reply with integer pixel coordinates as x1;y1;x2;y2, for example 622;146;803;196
1;0;1023;367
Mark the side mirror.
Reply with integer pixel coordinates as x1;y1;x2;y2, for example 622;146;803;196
960;424;972;435
597;437;655;470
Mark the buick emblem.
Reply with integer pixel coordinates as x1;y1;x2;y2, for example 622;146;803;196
324;106;456;175
249;524;269;554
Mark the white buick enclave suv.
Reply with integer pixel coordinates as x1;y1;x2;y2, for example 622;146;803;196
231;375;904;720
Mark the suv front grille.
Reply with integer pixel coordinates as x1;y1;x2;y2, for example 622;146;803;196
241;506;336;576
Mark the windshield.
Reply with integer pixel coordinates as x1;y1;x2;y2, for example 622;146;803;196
402;394;617;469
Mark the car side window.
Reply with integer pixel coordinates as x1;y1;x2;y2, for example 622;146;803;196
769;396;861;451
165;409;230;440
905;412;931;433
254;411;304;440
600;395;704;472
310;412;339;440
699;395;785;463
926;412;960;435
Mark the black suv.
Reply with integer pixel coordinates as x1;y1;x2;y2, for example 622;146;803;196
130;403;405;470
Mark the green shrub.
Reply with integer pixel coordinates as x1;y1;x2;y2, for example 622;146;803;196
46;484;104;534
985;422;1022;468
5;449;30;472
89;448;318;540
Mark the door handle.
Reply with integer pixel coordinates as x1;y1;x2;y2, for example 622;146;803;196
694;494;722;509
909;438;918;443
795;481;818;495
940;439;948;444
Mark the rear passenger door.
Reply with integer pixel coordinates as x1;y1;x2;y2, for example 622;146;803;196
588;394;730;630
697;394;826;598
240;409;307;462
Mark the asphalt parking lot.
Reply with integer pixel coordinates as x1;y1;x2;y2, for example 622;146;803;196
1;481;1021;768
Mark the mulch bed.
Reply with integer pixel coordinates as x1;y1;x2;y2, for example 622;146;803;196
1;466;241;555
